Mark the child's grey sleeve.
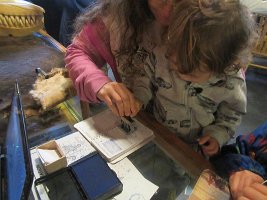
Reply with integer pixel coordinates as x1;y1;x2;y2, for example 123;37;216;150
133;75;153;108
203;77;247;147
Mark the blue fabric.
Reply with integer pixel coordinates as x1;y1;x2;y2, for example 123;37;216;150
211;122;267;180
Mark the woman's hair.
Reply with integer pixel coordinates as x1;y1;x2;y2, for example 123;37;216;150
167;0;256;75
73;0;153;54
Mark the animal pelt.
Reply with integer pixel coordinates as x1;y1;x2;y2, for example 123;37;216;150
29;68;76;110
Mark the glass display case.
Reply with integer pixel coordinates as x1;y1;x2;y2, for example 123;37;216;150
0;31;213;200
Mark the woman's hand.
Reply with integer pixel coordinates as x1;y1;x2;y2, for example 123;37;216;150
97;82;142;117
198;135;219;157
229;170;264;200
237;182;267;200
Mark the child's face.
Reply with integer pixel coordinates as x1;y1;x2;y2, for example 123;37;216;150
148;0;173;26
176;68;212;83
169;56;213;83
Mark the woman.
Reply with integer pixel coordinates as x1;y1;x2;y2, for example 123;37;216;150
65;0;174;117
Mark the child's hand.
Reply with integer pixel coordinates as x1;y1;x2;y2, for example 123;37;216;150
198;135;219;157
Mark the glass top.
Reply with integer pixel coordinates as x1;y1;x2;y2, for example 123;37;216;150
0;32;211;200
26;99;193;200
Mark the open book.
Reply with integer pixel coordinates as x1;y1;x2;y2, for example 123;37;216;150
74;109;154;163
188;169;230;200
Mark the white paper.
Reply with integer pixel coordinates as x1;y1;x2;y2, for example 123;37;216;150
74;109;154;163
108;158;159;200
56;131;96;165
38;149;61;164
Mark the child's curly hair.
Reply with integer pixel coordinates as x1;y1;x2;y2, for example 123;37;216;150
167;0;256;75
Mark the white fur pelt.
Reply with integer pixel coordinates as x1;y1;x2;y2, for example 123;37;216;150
30;68;75;110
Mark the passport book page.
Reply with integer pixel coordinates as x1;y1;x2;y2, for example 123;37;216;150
74;109;154;163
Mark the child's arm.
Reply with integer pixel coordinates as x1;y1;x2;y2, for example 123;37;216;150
132;65;154;110
202;73;247;149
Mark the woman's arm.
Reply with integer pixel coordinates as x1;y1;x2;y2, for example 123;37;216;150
65;20;140;116
65;20;115;102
